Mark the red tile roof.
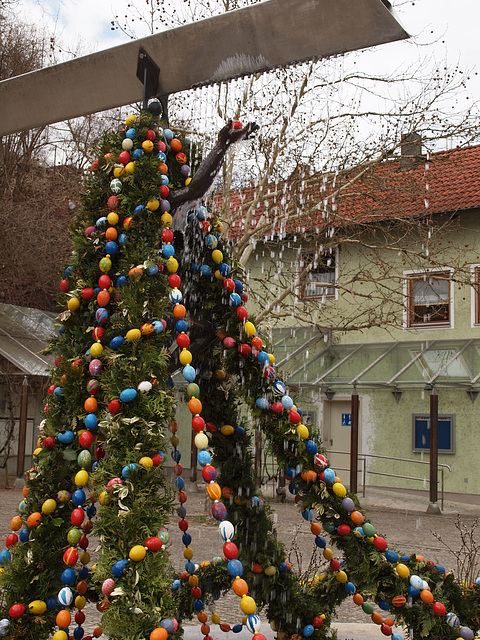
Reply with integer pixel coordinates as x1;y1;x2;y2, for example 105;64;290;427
219;144;480;240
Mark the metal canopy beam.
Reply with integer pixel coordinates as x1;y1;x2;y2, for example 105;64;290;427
0;0;408;135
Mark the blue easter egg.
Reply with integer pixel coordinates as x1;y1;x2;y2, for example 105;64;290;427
110;336;124;350
146;264;159;276
257;351;270;365
163;128;173;141
84;414;98;430
250;496;261;508
200;265;212;276
175;477;185;490
118;233;128;246
234;426;245;436
182;365;196;382
219;263;230;277
122;463;139;479
400;555;410;563
256;398;269;410
86;504;96;518
58;430;75;444
315;535;326;548
246;615;261;633
64;266;74;277
197;450;211;466
46;596;57;610
96;216;107;228
305;440;318;455
303;625;314;637
234;279;243;292
169;289;182;304
233;625;243;633
212;502;227;521
379;600;389;611
229;293;241;306
436;564;445;573
72;489;86;506
281;395;294;410
152;320;164;333
171;579;181;591
126;128;136;139
157;151;167;162
407;586;420;597
345;582;356;594
196;205;207;219
61;568;76;585
134;205;146;215
302;509;314;521
353;526;364;537
160;619;174;633
185;560;195;574
0;550;11;565
385;549;399;563
73;626;84;639
323;468;336;483
116;275;127;287
278;562;287;573
176;319;188;332
105;240;118;255
182;533;192;546
163;244;175;258
170;449;181;462
19;528;30;542
112;559;129;577
119;388;137;403
227;559;243;577
286;466;298;479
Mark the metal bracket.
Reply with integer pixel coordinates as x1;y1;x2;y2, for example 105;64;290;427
136;47;168;118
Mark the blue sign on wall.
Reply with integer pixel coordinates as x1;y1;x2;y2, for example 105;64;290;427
341;413;351;426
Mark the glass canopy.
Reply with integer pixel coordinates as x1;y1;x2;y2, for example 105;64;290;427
277;334;480;390
0;303;55;376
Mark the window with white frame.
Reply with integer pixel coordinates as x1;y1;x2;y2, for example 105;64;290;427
405;270;452;328
300;251;337;300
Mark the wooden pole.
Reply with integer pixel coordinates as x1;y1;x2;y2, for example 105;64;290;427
350;391;359;493
16;376;28;478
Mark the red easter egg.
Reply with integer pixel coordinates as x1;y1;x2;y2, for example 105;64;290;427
337;524;351;536
206;422;217;433
146;537;163;551
108;195;119;210
312;617;323;628
330;559;341;571
79;431;93;448
432;601;446;616
95;446;105;460
108;399;121;415
71;508;85;526
192;416;205;432
98;274;111;289
178;519;189;532
48;385;57;395
43;436;56;450
158;140;166;153
63;546;79;566
91;160;99;172
92;327;104;341
236;307;248;321
118;150;130;165
238;343;252;356
176;152;187;165
79;535;89;549
373;536;388;551
381;625;392;636
162;229;174;243
152;453;162;466
6;533;18;547
223;337;235;349
223;278;235;292
223;542;238;560
177;333;190;349
81;288;95;301
288;410;301;424
9;603;25;619
60;279;70;293
159;185;170;198
146;129;156;140
168;273;180;287
270;402;284;414
232;120;242;130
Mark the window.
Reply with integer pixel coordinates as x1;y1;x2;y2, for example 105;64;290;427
412;414;454;454
301;252;336;300
405;271;452;328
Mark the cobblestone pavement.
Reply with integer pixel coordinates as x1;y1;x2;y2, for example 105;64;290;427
1;482;479;637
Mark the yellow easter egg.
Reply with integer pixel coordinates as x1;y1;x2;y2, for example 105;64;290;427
179;349;192;365
99;491;111;506
139;457;153;469
53;631;68;640
126;328;142;341
113;166;125;178
166;257;178;273
268;353;275;364
211;614;221;625
79;551;90;565
125;114;136;127
107;212;119;225
183;547;194;560
220;424;234;436
67;297;80;312
323;548;333;560
125;162;135;174
161;213;173;227
336;570;348;583
129;545;147;562
240;595;257;615
75;596;86;610
147;198;160;211
29;600;47;615
214;270;224;281
90;342;103;357
142;140;154;153
75;470;89;487
332;482;347;498
41;499;57;515
264;566;277;576
244;321;256;337
296;424;309;440
212;250;223;264
396;563;410;579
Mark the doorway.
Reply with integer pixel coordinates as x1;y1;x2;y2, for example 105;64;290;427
323;398;356;485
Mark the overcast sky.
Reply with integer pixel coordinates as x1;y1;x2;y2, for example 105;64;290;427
14;0;480;109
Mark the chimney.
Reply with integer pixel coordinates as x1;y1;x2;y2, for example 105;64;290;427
400;132;422;170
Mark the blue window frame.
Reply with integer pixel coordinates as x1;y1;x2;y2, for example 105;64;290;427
412;414;454;454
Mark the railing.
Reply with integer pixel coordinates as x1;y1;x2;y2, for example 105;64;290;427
326;450;452;511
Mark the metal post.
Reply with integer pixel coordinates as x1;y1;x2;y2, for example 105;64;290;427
427;389;441;514
350;390;359;493
16;376;28;478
